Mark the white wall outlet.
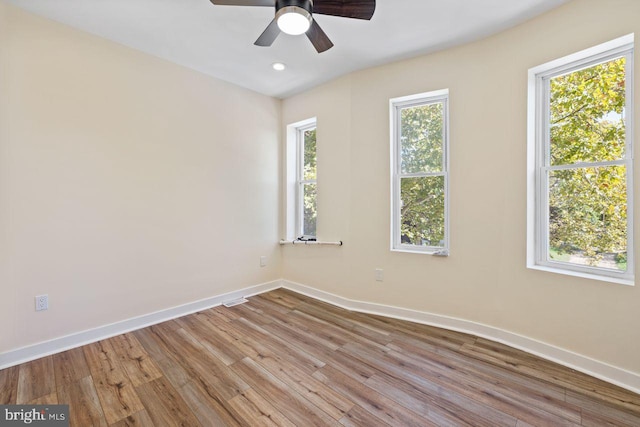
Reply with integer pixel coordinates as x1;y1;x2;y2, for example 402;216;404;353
260;256;267;267
375;268;384;282
35;294;48;311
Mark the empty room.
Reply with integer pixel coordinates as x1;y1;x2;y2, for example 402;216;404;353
1;0;640;425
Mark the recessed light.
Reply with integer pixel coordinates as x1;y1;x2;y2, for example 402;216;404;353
272;62;286;71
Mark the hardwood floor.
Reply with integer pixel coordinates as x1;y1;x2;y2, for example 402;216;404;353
2;288;639;426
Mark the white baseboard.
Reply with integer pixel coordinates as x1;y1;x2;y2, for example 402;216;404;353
281;280;640;395
0;280;281;370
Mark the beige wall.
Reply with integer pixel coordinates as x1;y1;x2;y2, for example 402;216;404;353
282;0;640;375
0;3;281;353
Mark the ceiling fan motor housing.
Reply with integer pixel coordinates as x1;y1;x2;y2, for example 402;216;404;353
276;0;313;14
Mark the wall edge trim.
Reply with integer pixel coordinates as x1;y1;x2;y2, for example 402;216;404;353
281;280;640;395
0;280;282;370
3;278;639;396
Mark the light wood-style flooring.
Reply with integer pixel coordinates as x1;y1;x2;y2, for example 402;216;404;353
1;288;639;426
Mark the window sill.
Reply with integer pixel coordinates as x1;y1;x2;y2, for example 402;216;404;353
280;239;343;246
527;263;634;286
391;247;449;256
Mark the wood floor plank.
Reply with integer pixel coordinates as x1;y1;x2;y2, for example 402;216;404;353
211;314;326;376
231;316;327;373
259;319;343;363
83;340;145;425
293;301;393;346
108;410;155;427
227;388;297;427
389;347;582;426
212;306;244;322
178;381;245;427
566;389;640;426
341;340;582;426
259;314;342;352
249;343;355;420
16;356;55;404
0;365;19;404
580;408;640;427
411;341;567;402
461;338;640;413
258;288;305;309
229;303;277;326
141;325;249;425
175;312;247;366
5;289;639;427
314;364;438;427
246;294;295;316
58;375;108;427
388;336;581;422
339;404;393;427
322;345;379;384
28;392;58;405
134;377;202;427
365;371;516;427
231;357;336;427
131;328;169;363
148;325;249;401
108;333;163;387
53;347;91;388
154;356;192;390
384;315;476;350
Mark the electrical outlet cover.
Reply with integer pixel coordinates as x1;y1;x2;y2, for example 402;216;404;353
35;294;48;311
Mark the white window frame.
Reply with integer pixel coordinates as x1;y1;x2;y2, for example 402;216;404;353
527;34;635;286
285;117;317;240
390;89;450;254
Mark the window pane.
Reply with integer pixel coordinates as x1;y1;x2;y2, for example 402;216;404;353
303;128;317;180
550;57;626;166
548;166;627;271
400;102;443;174
400;176;445;247
302;183;317;236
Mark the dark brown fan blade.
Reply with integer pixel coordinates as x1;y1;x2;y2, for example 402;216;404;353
306;20;334;53
255;18;281;46
312;0;375;20
210;0;274;6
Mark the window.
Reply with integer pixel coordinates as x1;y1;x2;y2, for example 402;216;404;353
527;34;634;285
390;90;449;254
285;118;317;239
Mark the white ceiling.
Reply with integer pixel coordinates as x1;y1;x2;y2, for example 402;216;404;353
4;0;568;98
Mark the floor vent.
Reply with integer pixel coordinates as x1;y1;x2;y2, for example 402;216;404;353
222;297;249;308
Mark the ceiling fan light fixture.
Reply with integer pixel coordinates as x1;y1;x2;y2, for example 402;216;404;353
276;6;312;35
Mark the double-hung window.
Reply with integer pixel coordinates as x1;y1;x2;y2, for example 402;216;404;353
390;90;449;254
286;118;317;239
527;34;634;285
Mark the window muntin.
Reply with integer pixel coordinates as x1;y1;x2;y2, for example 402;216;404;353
528;35;634;284
298;125;317;238
391;90;449;253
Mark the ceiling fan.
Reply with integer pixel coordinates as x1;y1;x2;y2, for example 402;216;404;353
209;0;376;53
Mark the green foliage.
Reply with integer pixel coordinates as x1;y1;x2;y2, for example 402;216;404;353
303;129;317;236
401;176;445;246
548;57;628;269
399;103;445;247
401;103;443;173
303;128;317;180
